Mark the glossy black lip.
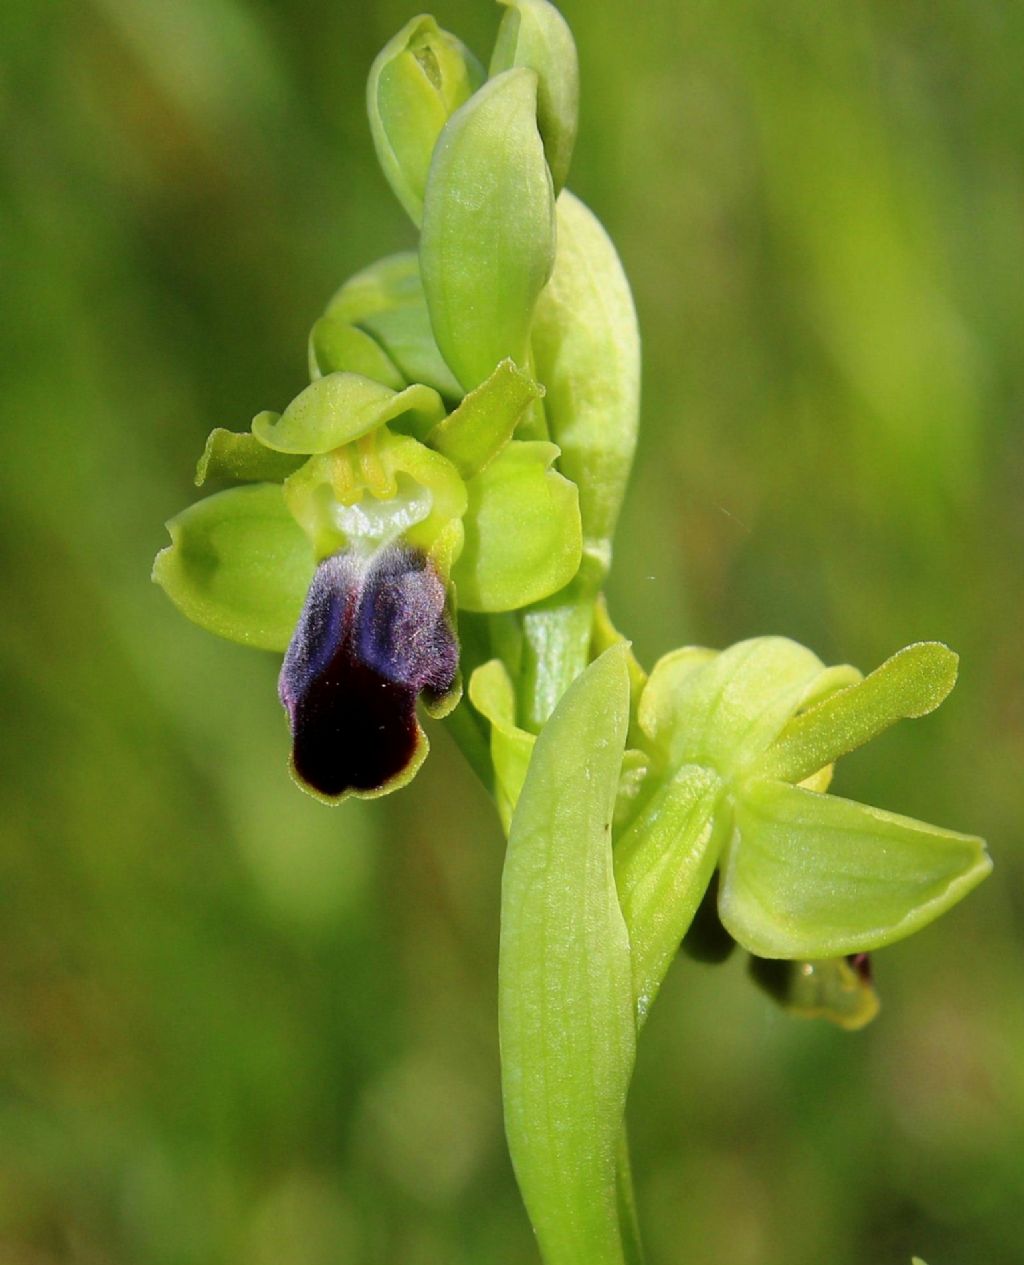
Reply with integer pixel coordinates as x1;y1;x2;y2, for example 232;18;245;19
279;545;458;799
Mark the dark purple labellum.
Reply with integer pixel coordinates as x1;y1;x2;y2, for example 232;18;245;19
279;545;458;799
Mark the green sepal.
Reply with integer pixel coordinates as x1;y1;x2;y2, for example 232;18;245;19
367;15;484;225
307;315;405;389
614;764;724;1024
748;955;880;1031
194;429;305;487
468;659;535;831
719;779;992;959
453;440;582;612
756;642;960;786
499;646;635;1265
489;0;579;194
639;637;827;779
252;374;446;454
327;253;465;403
531;191;640;578
152;483;315;652
283;426;467;569
421;68;556;391
427;358;543;477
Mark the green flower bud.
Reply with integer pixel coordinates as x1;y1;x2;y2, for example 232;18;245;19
327;252;463;403
490;0;579;193
367;15;484;225
421;68;556;391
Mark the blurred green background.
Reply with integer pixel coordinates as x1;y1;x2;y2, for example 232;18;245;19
2;0;1022;1261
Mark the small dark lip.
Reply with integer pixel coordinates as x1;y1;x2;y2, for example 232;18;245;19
279;543;459;800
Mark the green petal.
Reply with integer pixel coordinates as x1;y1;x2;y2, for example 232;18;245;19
195;429;305;486
490;0;579;193
367;15;483;225
152;483;315;652
421;68;556;391
639;638;825;778
426;357;542;477
252;374;446;454
531;192;640;577
719;779;992;959
453;440;582;612
500;646;634;1265
468;659;535;831
757;642;960;786
613;764;724;1024
307;316;405;388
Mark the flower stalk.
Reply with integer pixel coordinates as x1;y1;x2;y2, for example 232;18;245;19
152;2;991;1260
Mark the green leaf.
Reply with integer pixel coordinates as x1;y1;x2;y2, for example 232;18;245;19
500;645;635;1265
531;192;640;577
194;429;305;487
757;642;960;785
490;0;579;193
467;659;535;831
427;358;543;477
719;779;992;959
453;440;582;612
367;15;484;225
613;764;723;1024
153;483;315;652
421;68;556;391
639;638;826;778
307;316;405;388
252;374;446;454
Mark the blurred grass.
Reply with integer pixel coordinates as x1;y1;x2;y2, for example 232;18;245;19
1;0;1022;1262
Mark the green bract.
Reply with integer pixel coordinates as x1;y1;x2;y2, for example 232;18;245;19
531;192;641;577
500;647;634;1265
421;67;556;390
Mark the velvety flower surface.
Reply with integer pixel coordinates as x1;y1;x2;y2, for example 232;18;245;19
279;546;458;800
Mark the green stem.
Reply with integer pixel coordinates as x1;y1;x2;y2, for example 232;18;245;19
616;1126;647;1265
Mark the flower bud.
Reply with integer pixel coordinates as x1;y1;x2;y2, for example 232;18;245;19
490;0;579;193
326;252;463;403
367;15;484;225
